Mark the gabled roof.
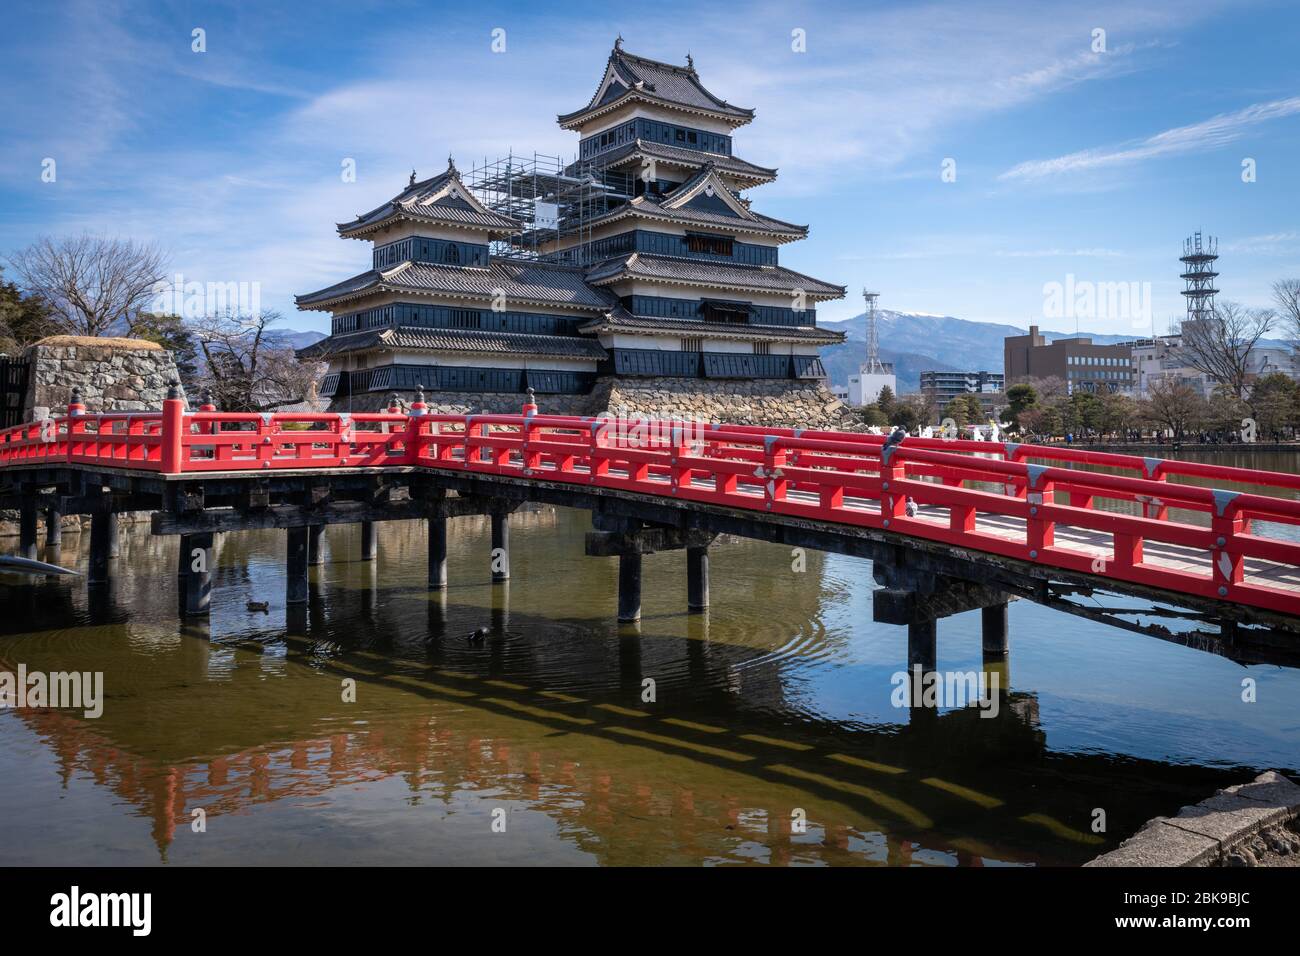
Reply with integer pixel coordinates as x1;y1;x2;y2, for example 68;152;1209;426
295;259;615;312
559;42;754;130
584;253;846;301
580;163;806;240
337;160;522;239
298;326;607;361
584;196;807;242
595;139;777;187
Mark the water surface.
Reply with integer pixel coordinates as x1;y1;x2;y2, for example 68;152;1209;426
1;449;1297;866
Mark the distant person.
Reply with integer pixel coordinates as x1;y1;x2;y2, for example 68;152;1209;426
905;497;918;517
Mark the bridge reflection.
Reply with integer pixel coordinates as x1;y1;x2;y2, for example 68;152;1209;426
0;513;1244;866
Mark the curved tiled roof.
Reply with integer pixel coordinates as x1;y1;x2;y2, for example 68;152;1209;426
584;253;845;300
595;140;777;185
584;194;807;240
579;310;844;344
338;163;521;238
560;45;753;127
298;326;607;361
296;259;615;311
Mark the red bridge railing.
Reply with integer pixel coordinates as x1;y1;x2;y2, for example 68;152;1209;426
2;397;1298;617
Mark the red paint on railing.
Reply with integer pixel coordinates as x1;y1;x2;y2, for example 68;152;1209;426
1;404;1298;617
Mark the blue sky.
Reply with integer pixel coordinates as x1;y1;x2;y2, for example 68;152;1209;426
1;0;1298;336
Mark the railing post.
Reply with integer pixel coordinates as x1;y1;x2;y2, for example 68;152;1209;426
160;379;185;474
404;385;426;465
763;435;788;513
1025;464;1055;556
878;442;906;525
521;388;541;474
1210;491;1245;598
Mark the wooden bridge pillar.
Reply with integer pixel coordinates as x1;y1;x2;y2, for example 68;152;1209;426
44;506;62;548
286;526;309;604
307;524;324;566
88;509;116;584
687;545;709;612
181;532;214;616
907;619;937;671
490;511;510;582
18;501;38;561
428;515;448;589
360;520;377;561
981;602;1009;657
618;552;643;623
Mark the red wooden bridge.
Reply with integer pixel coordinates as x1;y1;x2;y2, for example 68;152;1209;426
2;389;1299;661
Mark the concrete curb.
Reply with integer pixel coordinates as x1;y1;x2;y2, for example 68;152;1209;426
1086;771;1300;867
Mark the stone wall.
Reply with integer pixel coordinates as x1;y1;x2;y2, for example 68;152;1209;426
24;336;180;418
598;377;857;430
331;376;860;429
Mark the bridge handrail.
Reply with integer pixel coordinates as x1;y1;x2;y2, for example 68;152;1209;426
1;401;1298;616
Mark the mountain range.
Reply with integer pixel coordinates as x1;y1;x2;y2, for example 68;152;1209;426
817;310;1143;392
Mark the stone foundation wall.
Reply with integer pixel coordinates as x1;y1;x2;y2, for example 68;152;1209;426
598;377;857;429
331;376;858;429
24;336;180;417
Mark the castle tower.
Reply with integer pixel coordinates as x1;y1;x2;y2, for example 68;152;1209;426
296;42;847;424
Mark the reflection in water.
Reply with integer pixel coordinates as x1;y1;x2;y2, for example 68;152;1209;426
1;450;1298;866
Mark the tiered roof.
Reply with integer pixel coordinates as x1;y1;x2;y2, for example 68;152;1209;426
299;326;608;361
586;253;845;300
338;162;521;239
595;139;777;188
580;307;842;344
585;163;805;240
559;41;754;130
296;258;613;312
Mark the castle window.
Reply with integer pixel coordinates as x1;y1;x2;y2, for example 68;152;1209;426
444;244;460;264
680;337;703;352
754;341;771;355
686;234;733;257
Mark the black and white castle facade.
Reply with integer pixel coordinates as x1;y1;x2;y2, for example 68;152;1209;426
297;39;849;426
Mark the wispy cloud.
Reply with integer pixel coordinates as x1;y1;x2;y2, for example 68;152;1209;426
1222;231;1300;254
995;248;1124;258
1000;95;1300;180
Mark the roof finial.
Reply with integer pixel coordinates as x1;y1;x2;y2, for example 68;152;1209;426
614;34;623;51
686;51;694;71
409;169;416;186
447;154;457;174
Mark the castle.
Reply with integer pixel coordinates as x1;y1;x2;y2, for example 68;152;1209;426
297;40;848;426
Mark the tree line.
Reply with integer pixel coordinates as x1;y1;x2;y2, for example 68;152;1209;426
1;234;323;412
858;287;1300;444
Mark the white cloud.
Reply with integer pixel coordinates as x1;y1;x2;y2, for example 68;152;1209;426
1001;95;1300;181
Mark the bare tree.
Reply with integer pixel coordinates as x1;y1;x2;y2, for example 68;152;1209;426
191;310;324;412
5;235;168;337
1273;279;1300;345
1140;376;1206;443
1175;300;1274;403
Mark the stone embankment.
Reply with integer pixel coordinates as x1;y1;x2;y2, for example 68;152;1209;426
1086;771;1300;867
333;376;861;430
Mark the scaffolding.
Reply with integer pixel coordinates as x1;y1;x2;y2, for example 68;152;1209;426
463;151;635;264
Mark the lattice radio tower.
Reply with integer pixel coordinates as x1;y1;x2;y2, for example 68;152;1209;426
1179;231;1219;324
863;289;887;375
